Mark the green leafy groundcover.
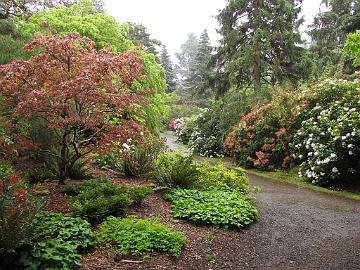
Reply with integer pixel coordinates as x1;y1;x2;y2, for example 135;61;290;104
165;189;259;228
20;212;93;270
68;179;153;221
97;216;186;258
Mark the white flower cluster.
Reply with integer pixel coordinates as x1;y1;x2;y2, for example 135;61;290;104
174;109;224;157
189;131;220;157
291;82;360;186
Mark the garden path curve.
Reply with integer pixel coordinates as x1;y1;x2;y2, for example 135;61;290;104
160;132;360;270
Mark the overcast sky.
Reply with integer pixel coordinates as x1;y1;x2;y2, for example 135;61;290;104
105;0;323;58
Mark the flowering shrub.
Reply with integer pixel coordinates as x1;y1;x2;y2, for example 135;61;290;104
168;117;185;131
0;164;40;264
224;92;303;170
174;116;196;144
174;108;226;157
291;79;360;186
168;118;184;131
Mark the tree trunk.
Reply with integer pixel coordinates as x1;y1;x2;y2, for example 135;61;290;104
58;131;69;185
253;0;262;93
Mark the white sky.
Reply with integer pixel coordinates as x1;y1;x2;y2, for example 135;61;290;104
105;0;323;58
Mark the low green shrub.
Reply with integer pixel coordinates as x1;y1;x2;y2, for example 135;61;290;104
165;189;259;229
26;159;91;184
20;212;93;270
152;152;198;188
62;178;110;196
97;216;186;258
70;179;153;221
344;31;360;67
195;163;249;193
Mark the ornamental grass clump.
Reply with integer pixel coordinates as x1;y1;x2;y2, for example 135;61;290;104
152;152;199;188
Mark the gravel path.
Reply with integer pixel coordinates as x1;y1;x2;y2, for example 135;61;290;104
158;133;360;269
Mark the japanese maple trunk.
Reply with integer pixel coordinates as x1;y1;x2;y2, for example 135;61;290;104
58;130;80;185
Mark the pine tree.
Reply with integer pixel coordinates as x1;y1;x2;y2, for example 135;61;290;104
175;32;199;88
193;29;213;99
0;19;30;64
213;0;304;95
196;29;212;67
160;45;177;92
308;0;359;78
126;22;161;55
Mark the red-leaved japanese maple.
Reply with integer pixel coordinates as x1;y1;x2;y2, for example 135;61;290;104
0;33;152;184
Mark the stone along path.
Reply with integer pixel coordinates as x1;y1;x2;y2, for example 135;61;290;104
161;132;360;269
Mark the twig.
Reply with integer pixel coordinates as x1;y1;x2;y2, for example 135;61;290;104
120;259;143;264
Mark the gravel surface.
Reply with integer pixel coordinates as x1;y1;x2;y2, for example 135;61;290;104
127;132;360;270
49;133;357;270
80;171;360;270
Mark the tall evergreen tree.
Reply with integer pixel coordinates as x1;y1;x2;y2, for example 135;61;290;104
193;29;214;99
0;19;30;64
213;0;304;95
175;32;199;88
126;22;161;55
160;45;177;92
196;29;212;66
308;0;359;77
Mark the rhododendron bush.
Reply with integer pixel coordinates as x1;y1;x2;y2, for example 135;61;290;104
225;77;360;186
291;78;360;186
224;93;304;170
0;33;152;183
174;108;226;157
